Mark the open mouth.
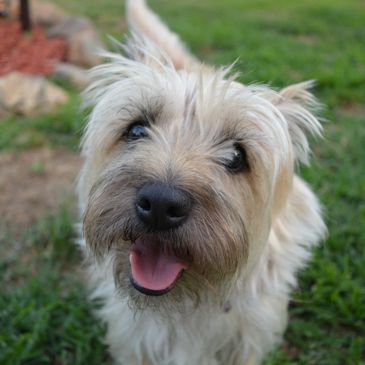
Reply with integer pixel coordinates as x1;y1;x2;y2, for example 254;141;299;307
129;237;188;296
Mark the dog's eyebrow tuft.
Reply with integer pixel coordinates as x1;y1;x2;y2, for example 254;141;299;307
120;98;164;125
138;106;158;125
218;123;243;144
140;97;164;123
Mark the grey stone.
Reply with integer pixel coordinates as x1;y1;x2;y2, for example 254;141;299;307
7;0;67;26
0;72;69;117
53;62;91;90
31;0;67;27
48;16;104;67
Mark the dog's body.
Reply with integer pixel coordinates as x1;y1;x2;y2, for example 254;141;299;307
77;1;326;364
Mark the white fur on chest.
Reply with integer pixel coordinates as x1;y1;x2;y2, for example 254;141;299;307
89;266;285;365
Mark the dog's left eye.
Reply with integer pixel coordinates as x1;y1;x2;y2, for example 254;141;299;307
125;122;149;141
224;144;249;173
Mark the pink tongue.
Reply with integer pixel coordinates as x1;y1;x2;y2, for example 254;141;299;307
130;238;187;291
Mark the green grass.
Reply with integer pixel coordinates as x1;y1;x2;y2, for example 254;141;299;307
0;89;84;150
0;206;111;365
1;0;364;364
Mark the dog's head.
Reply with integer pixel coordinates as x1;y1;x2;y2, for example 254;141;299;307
79;0;322;311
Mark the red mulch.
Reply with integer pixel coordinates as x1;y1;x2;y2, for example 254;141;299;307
0;19;67;76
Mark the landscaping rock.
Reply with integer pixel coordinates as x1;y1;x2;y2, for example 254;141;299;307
32;0;67;27
0;71;69;117
48;16;103;67
8;0;67;26
5;0;19;18
53;62;91;90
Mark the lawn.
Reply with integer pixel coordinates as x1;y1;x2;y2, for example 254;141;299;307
0;0;364;364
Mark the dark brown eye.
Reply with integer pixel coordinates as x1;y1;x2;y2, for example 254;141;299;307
225;144;249;173
125;122;149;141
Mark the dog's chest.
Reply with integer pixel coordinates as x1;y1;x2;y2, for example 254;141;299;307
114;301;244;365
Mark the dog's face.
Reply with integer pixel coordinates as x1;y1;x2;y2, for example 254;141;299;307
80;20;321;312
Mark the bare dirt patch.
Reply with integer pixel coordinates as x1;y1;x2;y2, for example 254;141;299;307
0;147;81;234
339;101;365;117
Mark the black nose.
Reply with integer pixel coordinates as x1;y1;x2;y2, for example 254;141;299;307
136;183;192;230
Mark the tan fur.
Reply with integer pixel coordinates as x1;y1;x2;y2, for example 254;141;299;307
77;1;326;364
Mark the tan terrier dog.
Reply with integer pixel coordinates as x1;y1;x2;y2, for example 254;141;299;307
78;1;326;364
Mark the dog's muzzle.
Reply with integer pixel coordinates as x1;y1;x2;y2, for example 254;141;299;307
130;183;192;295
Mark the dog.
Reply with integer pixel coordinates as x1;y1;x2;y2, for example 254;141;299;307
77;1;326;364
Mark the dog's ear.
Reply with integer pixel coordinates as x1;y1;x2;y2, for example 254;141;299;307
125;0;198;70
274;81;323;164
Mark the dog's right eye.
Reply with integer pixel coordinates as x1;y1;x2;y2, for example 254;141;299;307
224;143;249;173
124;122;149;141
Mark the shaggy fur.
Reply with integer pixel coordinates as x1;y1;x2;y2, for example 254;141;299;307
77;1;326;364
